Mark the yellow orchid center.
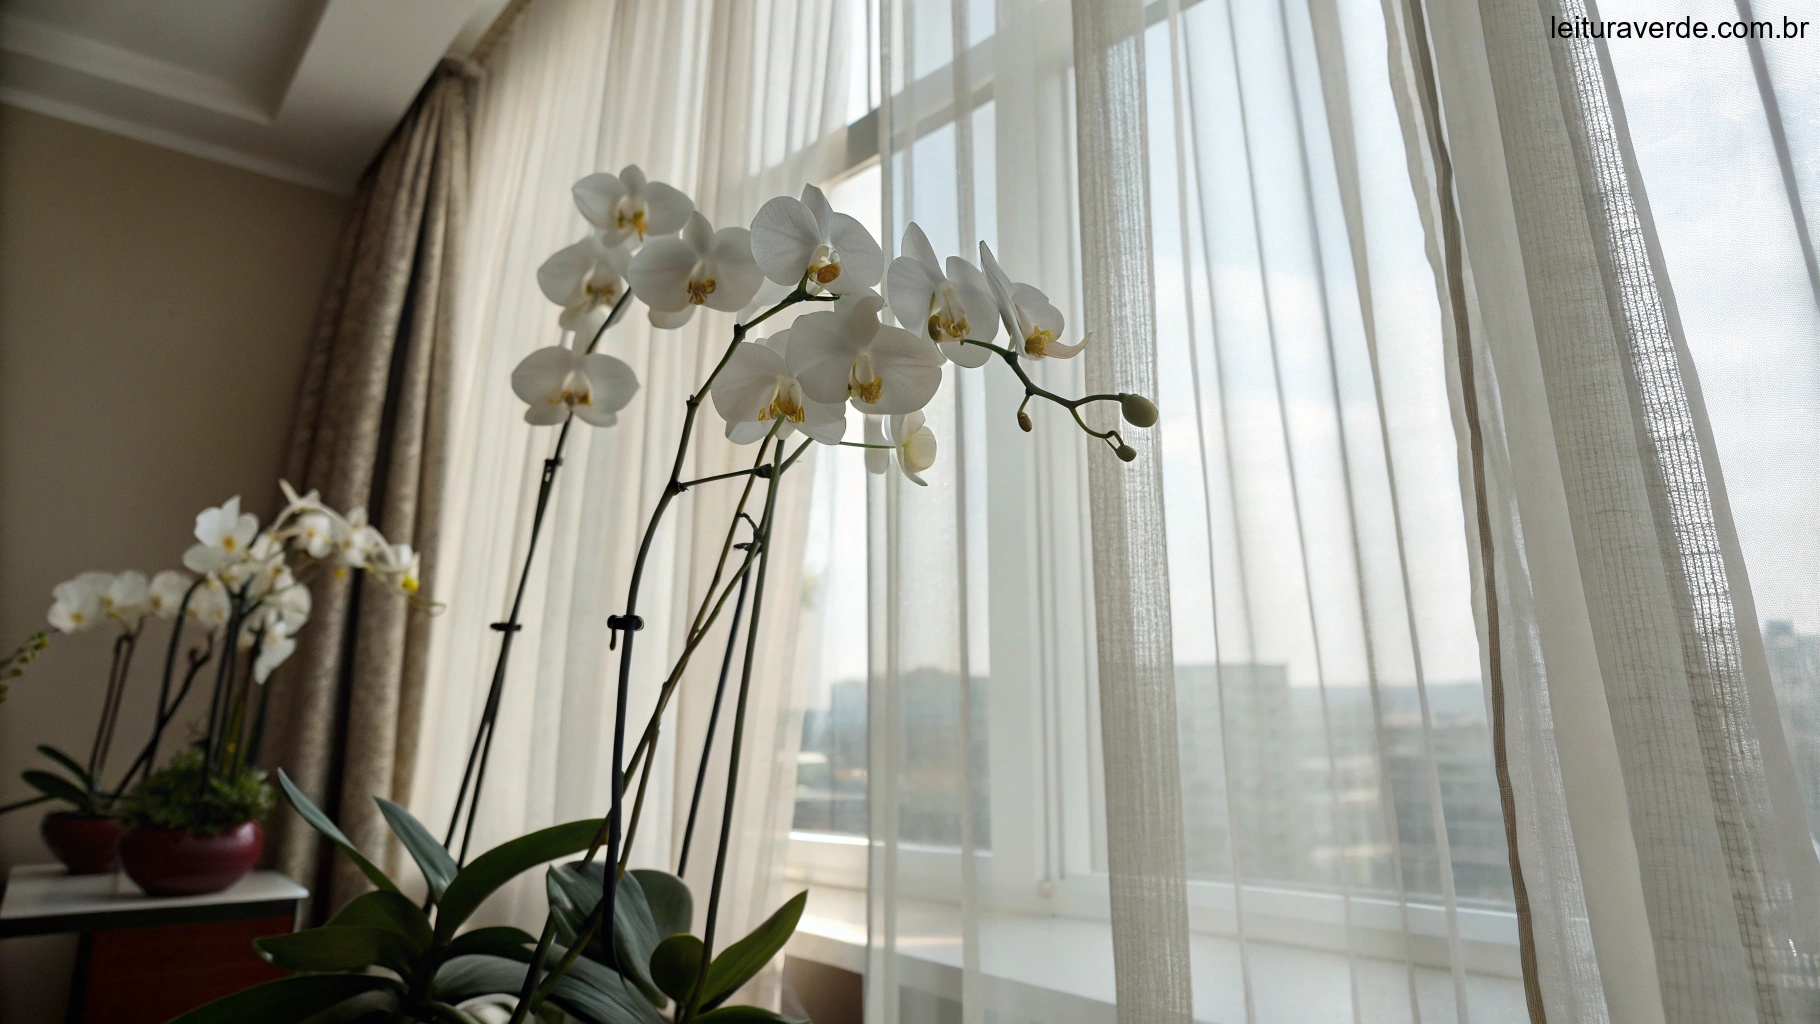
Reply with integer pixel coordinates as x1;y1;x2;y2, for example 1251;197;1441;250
1024;327;1056;358
758;378;808;424
617;204;648;240
848;353;884;405
687;277;717;305
812;261;842;285
585;277;620;304
222;535;238;552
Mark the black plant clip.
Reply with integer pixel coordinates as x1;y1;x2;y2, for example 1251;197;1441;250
607;613;645;650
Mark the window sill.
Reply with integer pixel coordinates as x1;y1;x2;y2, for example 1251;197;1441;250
786;885;1530;1024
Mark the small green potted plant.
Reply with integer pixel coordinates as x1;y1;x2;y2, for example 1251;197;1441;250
116;747;275;896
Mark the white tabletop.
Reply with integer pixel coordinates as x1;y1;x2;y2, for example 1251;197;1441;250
0;864;306;935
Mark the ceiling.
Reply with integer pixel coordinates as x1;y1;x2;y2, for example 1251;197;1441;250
0;0;512;194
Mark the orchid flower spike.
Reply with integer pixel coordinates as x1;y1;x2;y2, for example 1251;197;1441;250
186;578;232;631
786;290;944;415
864;412;938;486
253;631;296;684
629;211;764;329
751;184;884;292
711;329;848;446
538;234;633;335
572;165;693;247
184;497;259;575
147;571;193;619
510;346;640;427
47;572;112;633
886;223;997;367
979;242;1086;360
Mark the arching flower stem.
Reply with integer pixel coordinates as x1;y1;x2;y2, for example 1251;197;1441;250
960;337;1139;456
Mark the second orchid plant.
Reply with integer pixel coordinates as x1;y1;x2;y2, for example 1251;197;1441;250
186;165;1155;1024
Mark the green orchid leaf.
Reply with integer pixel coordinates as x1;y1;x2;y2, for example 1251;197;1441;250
700;891;807;1010
692;1007;810;1024
545;951;666;1024
548;862;665;1004
375;797;457;902
278;769;399;895
23;770;94;812
429;953;532;1004
629;868;692;938
648;933;704;1006
166;974;401;1023
444;925;539;963
421;1002;484;1024
35;745;94;791
325;889;432;951
435;818;603;944
297;989;402;1024
256;925;421;977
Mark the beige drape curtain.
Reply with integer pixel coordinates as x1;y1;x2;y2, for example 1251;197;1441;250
263;59;474;914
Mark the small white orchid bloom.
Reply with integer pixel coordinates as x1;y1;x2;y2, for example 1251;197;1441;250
147;570;193;618
101;571;151;623
278;481;327;518
711;330;848;446
48;572;111;633
750;184;884;292
186;578;231;631
376;544;423;595
979;242;1086;360
253;630;296;684
537;234;633;335
262;579;312;635
864;412;938;486
786;291;944;414
184;497;259;575
886;224;997;367
629;212;764;329
336;508;385;570
224;534;286;597
572;165;693;247
510;346;640;427
287;510;345;560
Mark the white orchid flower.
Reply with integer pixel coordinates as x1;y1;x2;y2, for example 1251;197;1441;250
336;508;385;570
629;212;764;329
184;497;259;575
376;543;423;595
786;291;944;414
711;330;848;446
252;629;296;684
287;510;345;560
537;234;632;335
101;571;151;623
147;570;193;619
48;572;111;633
261;578;312;635
978;242;1086;360
278;480;327;518
510;345;640;427
886;224;997;367
572;165;693;248
750;184;884;292
186;578;231;631
224;533;286;598
864;412;938;486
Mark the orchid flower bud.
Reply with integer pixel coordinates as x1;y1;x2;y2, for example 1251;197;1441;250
1119;393;1158;428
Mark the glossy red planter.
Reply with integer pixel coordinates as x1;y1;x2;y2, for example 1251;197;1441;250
41;812;123;874
119;821;263;897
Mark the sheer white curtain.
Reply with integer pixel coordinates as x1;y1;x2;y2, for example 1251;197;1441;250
410;0;858;954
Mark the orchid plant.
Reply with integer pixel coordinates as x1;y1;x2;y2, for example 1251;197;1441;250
2;487;421;827
183;165;1154;1024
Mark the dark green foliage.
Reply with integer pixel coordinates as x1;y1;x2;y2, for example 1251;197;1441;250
22;744;103;814
118;747;272;835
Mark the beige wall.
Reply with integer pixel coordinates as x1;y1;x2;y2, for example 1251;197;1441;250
0;104;347;1019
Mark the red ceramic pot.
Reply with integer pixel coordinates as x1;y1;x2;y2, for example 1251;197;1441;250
119;821;263;897
41;812;123;874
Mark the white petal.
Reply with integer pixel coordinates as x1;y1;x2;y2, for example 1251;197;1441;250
628;236;699;312
801;184;834;237
945;257;1001;348
899;223;940;270
711;341;790;426
726;420;774;445
978;242;1021;340
860;325;945;415
573;173;628;232
799;400;849;445
537;242;591;305
1042;335;1088;359
885;255;943;340
560;302;610;336
641;182;694;238
620;165;647;190
575;353;640;424
648;306;697;329
511;347;577;405
827;214;884;289
705;228;763;311
750;196;823;285
864;416;890;475
784;308;867;405
680;211;714;253
1013;283;1064;339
